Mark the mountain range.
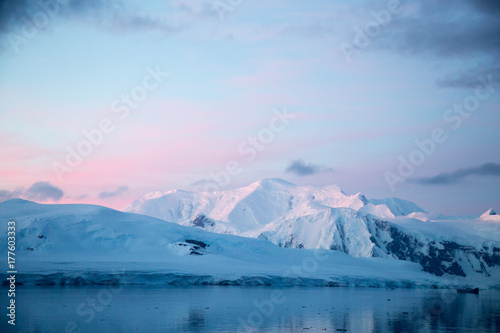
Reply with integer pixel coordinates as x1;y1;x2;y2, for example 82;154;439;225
1;179;499;288
126;179;500;278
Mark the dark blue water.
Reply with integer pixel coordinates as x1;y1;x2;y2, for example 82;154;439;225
1;286;499;332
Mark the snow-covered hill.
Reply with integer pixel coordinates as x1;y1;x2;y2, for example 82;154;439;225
0;199;450;288
125;179;500;279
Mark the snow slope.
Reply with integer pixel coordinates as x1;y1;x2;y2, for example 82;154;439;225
0;199;456;288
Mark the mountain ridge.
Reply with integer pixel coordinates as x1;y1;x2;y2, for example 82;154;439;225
124;178;500;278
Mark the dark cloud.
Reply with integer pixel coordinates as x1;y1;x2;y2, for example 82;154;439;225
372;0;500;88
0;0;186;36
103;13;185;34
0;0;28;32
0;0;108;32
285;159;333;177
25;181;64;201
469;0;500;14
98;185;128;199
436;67;500;89
379;1;500;56
410;163;500;185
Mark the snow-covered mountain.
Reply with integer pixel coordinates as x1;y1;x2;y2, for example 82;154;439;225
0;199;449;288
480;208;500;222
125;179;500;278
125;178;424;235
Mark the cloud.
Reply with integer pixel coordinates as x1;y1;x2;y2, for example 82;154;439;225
190;178;211;187
175;0;220;20
0;182;63;202
0;0;106;32
0;0;28;32
25;181;64;201
285;159;333;177
0;0;188;36
372;0;500;88
98;185;128;199
436;67;500;89
469;0;500;14
64;193;90;200
0;187;24;202
379;1;500;57
410;163;500;185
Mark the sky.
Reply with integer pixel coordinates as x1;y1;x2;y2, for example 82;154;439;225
0;0;499;215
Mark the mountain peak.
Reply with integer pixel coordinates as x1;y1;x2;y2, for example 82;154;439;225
480;209;500;221
481;208;497;216
250;178;297;188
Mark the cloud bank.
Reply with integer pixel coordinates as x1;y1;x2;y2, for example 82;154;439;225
373;0;500;88
410;163;500;185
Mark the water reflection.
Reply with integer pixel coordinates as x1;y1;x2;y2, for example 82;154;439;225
1;286;498;333
181;309;206;332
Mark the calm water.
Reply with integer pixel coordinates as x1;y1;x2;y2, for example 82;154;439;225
1;286;499;332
